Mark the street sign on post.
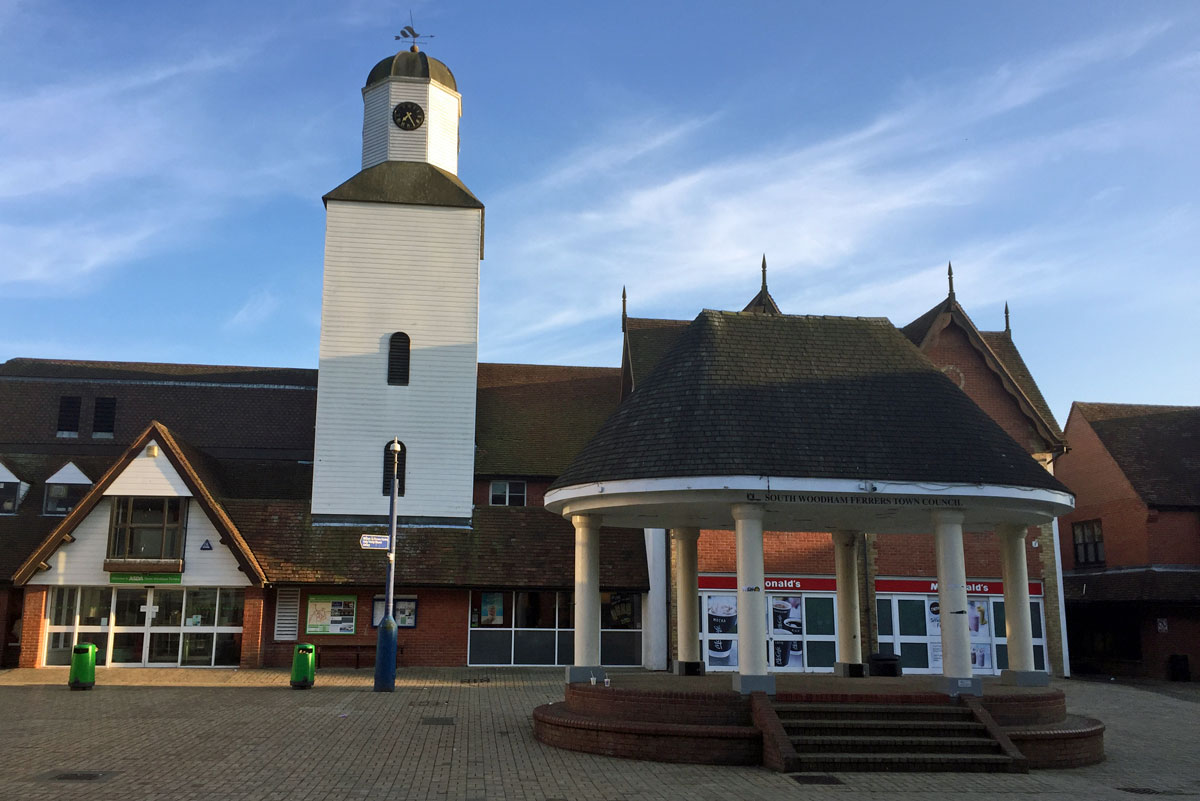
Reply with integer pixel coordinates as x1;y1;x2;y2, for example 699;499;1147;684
360;534;390;550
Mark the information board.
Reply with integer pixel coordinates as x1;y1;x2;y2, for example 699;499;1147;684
306;595;356;635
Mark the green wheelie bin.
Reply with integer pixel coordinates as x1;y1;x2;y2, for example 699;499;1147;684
68;642;97;690
290;643;315;689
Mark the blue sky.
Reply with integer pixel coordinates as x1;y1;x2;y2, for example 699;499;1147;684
1;1;1197;423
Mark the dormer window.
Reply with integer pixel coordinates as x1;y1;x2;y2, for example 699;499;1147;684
108;497;188;560
93;397;117;439
0;482;22;514
42;462;92;516
56;396;81;438
0;462;28;514
490;480;526;507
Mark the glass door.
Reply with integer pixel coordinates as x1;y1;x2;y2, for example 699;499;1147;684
147;588;184;665
111;588;148;665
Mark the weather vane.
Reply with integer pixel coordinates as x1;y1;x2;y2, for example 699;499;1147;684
395;12;435;50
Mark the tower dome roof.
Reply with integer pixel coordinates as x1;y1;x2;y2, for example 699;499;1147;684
365;47;456;91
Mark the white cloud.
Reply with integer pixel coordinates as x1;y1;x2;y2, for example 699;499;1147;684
480;23;1186;363
224;289;281;332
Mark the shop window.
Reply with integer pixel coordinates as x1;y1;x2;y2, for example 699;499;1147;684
1072;520;1104;566
108;497;187;559
381;441;406;496
387;332;411;385
43;482;88;516
489;480;526;507
92;397;117;439
56;395;81;437
601;592;641;630
515;591;557;628
876;598;893;636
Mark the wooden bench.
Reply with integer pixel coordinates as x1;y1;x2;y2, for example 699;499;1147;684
315;643;403;669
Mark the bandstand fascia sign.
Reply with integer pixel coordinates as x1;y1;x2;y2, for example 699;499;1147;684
544;474;1075;533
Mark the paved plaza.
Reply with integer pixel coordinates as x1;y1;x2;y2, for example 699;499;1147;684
0;667;1196;801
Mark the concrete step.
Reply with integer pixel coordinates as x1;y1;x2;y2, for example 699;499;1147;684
792;752;1018;773
791;735;1002;755
774;702;972;721
783;719;987;737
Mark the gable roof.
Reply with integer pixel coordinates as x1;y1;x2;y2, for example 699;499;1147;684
1074;402;1200;508
979;331;1063;441
903;297;1065;446
13;421;266;586
553;310;1068;492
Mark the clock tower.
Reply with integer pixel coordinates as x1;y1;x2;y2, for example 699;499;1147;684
311;46;484;525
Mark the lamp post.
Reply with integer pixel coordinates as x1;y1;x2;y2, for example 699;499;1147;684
374;437;401;692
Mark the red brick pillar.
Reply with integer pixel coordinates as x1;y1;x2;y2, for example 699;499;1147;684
240;587;266;669
19;587;47;668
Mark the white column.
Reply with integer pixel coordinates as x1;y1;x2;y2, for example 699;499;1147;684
642;528;668;671
732;504;773;694
997;523;1036;674
569;514;602;681
832;530;863;672
671;528;702;671
932;510;975;690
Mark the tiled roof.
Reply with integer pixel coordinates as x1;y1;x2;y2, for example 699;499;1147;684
1075;402;1200;507
900;296;952;348
553;310;1067;492
225;500;649;589
475;363;621;477
979;331;1063;440
1064;567;1200;603
0;358;316;387
624;318;689;390
324;161;483;210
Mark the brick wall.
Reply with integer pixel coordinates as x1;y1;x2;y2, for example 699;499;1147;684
19;586;47;668
698;530;835;574
1147;510;1200;565
261;585;468;668
1139;610;1200;681
873;528;1044;580
1056;411;1148;570
922;323;1049;454
239;587;265;668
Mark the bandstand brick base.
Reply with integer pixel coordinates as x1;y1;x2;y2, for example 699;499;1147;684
532;675;1105;771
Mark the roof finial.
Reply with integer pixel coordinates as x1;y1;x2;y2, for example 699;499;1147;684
1004;301;1010;334
947;261;955;301
761;254;768;292
621;285;627;333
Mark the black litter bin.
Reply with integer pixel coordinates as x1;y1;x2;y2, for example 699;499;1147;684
869;652;902;677
1168;654;1190;682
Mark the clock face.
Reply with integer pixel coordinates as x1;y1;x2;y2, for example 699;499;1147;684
392;101;425;131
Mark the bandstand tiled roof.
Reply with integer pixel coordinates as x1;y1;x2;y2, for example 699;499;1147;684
552;310;1069;493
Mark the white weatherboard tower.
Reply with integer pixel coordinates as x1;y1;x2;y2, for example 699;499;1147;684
312;46;484;525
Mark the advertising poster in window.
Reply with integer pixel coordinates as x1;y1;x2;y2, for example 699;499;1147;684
927;598;990;639
481;592;504;625
306;595;356;634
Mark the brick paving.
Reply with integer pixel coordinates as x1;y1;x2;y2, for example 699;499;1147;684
0;667;1196;801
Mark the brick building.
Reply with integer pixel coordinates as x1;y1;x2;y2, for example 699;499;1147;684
0;45;1072;684
1055;402;1200;680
